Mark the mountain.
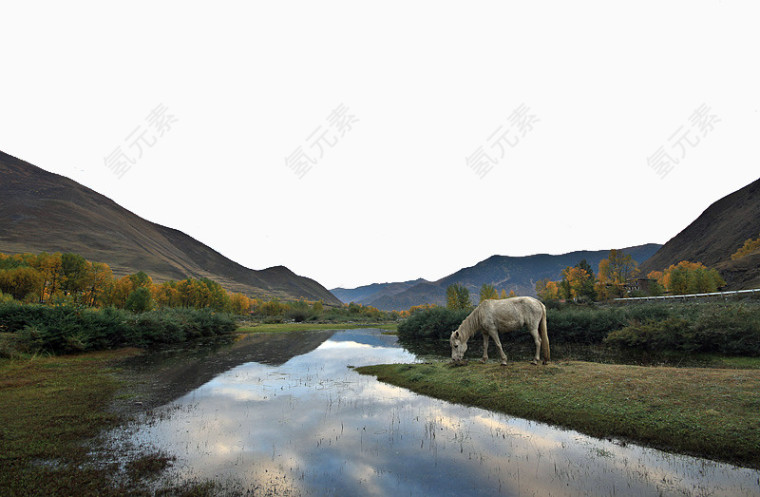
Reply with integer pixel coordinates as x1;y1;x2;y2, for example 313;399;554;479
331;278;428;305
0;150;341;304
340;244;662;311
640;177;760;289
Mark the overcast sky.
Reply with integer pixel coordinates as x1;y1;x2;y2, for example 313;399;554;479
2;2;758;290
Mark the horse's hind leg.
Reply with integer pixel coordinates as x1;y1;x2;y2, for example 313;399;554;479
530;326;541;365
481;333;490;363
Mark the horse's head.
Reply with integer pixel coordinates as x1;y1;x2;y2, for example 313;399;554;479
450;329;467;363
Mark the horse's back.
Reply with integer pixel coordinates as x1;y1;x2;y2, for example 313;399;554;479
481;297;544;329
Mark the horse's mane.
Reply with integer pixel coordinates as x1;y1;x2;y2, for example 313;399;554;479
455;305;482;343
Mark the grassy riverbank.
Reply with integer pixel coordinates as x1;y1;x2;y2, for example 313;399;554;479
237;322;397;333
0;349;217;496
356;360;760;469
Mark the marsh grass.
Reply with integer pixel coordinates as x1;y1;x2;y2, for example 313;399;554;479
356;360;760;469
0;350;219;496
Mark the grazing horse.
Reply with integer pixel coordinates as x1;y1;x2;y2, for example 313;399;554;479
450;296;550;365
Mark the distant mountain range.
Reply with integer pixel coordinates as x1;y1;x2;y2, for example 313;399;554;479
640;177;760;289
336;176;760;311
333;244;662;310
5;147;756;309
0;150;341;305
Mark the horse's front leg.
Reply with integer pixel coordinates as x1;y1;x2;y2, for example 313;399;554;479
481;333;489;363
488;329;508;366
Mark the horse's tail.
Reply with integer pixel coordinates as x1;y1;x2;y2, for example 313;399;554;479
539;305;550;364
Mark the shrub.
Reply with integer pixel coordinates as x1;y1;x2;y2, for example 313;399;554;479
397;307;471;340
605;306;760;356
604;318;696;352
0;301;237;354
126;287;154;313
396;300;760;356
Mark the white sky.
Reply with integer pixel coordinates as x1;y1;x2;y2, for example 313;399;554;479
1;2;758;290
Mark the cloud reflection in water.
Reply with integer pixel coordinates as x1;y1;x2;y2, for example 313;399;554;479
110;329;760;496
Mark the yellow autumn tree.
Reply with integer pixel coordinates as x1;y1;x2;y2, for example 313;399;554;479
479;284;498;302
228;292;251;315
536;278;559;301
731;233;760;260
657;261;725;295
560;266;592;300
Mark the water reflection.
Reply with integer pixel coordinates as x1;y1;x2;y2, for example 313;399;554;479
110;329;760;496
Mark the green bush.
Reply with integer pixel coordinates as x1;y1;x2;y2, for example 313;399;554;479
397;307;471;340
396;300;760;356
604;318;696;352
0;302;237;354
605;306;760;356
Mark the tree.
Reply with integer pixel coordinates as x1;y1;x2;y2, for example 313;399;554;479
596;250;639;299
111;275;136;308
446;284;471;311
31;252;63;302
536;279;559;301
577;259;594;279
125;287;153;313
154;281;180;308
129;271;153;290
646;271;666;296
61;253;89;301
654;261;726;295
228;292;251;315
479;284;498;302
312;300;324;315
560;266;593;300
0;267;42;300
83;262;113;307
731;233;760;260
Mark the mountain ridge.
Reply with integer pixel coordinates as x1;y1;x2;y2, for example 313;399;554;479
334;243;662;310
639;177;760;289
0;150;341;304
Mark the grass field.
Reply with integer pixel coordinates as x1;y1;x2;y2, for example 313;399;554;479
356;359;760;469
0;349;220;496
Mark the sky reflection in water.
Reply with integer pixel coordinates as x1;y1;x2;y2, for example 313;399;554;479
111;329;760;496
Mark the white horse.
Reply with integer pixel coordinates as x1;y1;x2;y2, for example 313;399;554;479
450;296;550;365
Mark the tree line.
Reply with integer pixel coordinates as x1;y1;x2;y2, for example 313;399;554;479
0;251;400;320
0;251;258;313
535;250;725;302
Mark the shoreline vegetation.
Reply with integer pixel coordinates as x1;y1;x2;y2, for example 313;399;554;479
356;359;760;469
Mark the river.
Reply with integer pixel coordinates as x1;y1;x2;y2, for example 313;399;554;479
106;328;760;496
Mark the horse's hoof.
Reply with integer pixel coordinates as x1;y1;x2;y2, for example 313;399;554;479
530;360;539;366
500;362;508;367
480;359;488;364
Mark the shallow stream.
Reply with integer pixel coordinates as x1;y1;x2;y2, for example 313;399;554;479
107;329;760;496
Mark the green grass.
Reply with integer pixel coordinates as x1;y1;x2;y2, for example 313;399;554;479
356;360;760;469
0;349;219;496
237;322;398;333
